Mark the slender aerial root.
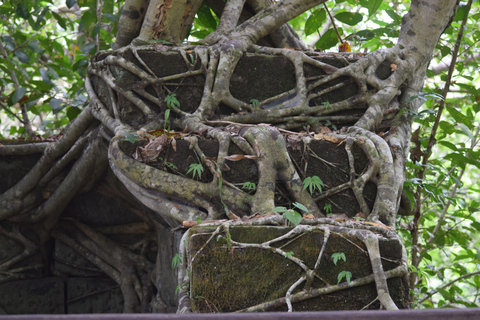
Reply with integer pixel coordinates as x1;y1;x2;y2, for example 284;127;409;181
53;219;163;313
177;218;407;312
0;106;96;221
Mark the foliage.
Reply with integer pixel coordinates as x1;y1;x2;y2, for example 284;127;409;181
172;253;182;269
273;202;310;226
1;0;480;310
302;176;324;194
0;0;120;138
337;270;352;285
241;181;256;191
331;252;346;265
324;203;332;215
187;163;204;180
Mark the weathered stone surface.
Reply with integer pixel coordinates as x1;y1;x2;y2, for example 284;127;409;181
0;278;64;314
67;278;123;313
188;225;408;312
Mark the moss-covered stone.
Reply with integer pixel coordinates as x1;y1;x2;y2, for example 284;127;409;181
188;225;409;312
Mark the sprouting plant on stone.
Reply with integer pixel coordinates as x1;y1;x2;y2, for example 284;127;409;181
172;253;182;269
216;230;232;251
337;270;353;285
166;162;177;170
163;94;179;132
250;99;259;108
165;93;180;109
241;181;256;191
195;216;202;225
323;101;331;109
303;176;324;194
164;109;171;132
324;203;332;215
125;130;141;143
325;120;337;130
273;202;309;226
284;251;294;258
187;163;204;180
332;252;346;265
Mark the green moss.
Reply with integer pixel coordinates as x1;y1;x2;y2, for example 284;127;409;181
188;225;408;312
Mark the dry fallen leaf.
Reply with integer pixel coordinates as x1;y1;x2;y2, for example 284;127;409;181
390;63;397;71
339;41;351;52
303;214;315;219
224;154;258;161
363;221;393;231
134;134;168;163
313;133;344;144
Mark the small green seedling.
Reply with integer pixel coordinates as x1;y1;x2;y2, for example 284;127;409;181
187;163;204;180
331;252;346;265
303;176;324;194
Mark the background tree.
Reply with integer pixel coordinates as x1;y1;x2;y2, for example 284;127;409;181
0;0;479;312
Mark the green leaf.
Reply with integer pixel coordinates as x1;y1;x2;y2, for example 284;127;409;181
81;42;96;54
335;12;363;26
52;11;67;30
315;28;341;50
453;4;469;21
305;9;326;36
66;0;77;9
40;69;53;85
456;83;479;95
103;13;120;23
171;253;182;269
191;30;211;40
34;7;49;30
457;123;473;140
273;206;287;213
283;210;302;226
14;50;30;64
196;2;217;30
81;10;97;31
439;121;455;135
292;202;309;213
337;270;352;284
165;93;180;109
359;0;382;17
16;2;30;19
49;98;64;114
66;107;81;120
332;252;346;265
447;107;472;130
12;87;27;104
385;9;402;25
187;163;204;180
438;141;458;151
125;131;140;144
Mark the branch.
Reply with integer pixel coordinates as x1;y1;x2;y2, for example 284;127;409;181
410;0;473;287
418;270;480;304
0;40;35;138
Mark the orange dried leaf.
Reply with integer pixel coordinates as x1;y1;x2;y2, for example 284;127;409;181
390;64;397;71
225;154;258;161
313;133;343;144
303;214;315;219
339;42;351;52
183;221;198;228
319;126;332;134
363;221;392;231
